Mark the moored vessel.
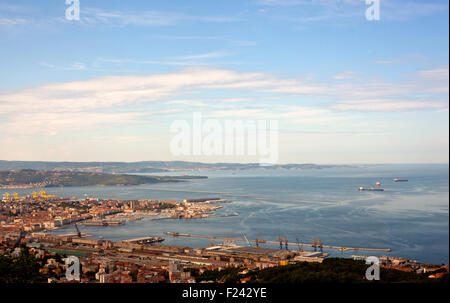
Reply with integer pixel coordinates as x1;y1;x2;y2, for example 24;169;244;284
359;187;384;191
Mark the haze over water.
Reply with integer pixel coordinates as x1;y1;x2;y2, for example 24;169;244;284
4;164;448;264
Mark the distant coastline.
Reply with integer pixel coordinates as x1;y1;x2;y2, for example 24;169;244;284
0;160;362;174
0;169;207;189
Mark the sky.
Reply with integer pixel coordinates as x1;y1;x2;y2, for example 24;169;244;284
0;0;448;164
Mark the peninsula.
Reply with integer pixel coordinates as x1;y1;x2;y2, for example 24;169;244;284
0;169;206;188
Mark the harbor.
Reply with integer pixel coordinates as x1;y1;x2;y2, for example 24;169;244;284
82;220;124;226
359;187;384;191
164;232;392;252
122;236;165;245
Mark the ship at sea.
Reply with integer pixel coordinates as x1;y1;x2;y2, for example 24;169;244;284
359;187;384;191
394;178;408;182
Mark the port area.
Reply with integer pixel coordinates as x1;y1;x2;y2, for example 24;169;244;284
22;233;333;272
0;193;236;239
122;236;165;245
9;231;435;284
82;220;124;226
359;187;384;191
165;232;391;253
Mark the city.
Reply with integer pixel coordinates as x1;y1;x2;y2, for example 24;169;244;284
1;191;447;283
0;0;448;299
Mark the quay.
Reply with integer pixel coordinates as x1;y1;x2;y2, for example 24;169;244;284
83;220;124;226
123;236;165;244
164;232;391;252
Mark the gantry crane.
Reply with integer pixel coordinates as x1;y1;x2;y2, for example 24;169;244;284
318;237;323;252
296;235;303;252
242;233;251;247
74;223;82;238
276;235;283;250
2;192;11;202
255;232;264;248
40;191;48;199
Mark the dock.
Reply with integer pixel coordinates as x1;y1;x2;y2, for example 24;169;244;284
164;232;391;252
123;236;165;245
359;187;384;191
82;220;124;226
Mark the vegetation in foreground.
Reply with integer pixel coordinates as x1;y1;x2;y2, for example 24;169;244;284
0;246;47;283
194;258;449;283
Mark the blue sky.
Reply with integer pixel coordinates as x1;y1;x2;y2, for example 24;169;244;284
0;0;448;164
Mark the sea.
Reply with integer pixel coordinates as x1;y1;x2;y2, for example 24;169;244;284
2;164;448;264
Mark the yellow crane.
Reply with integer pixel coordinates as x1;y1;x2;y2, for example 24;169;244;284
2;192;11;201
318;237;323;252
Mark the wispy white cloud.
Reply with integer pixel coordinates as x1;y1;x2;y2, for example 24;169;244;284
0;66;447;138
256;0;448;22
332;71;360;80
382;1;448;21
96;57;204;67
330;98;448;111
374;54;430;65
374;59;398;65
171;51;232;61
66;62;86;70
1;112;145;136
0;16;29;26
38;61;55;69
80;8;242;27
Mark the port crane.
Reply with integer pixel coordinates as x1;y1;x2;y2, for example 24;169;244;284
283;234;288;250
318;237;323;252
296;235;303;252
74;223;82;238
2;192;11;202
276;235;283;250
255;232;264;248
242;234;251;247
165;232;391;252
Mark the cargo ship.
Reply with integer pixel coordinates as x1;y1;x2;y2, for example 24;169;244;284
394;178;408;182
359;187;384;191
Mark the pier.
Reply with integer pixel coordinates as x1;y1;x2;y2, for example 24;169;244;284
164;232;391;252
148;188;338;205
123;236;165;244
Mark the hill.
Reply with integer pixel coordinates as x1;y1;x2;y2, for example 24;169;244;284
0;160;358;173
0;169;197;188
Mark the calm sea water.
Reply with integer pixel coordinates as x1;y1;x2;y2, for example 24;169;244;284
2;164;448;264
